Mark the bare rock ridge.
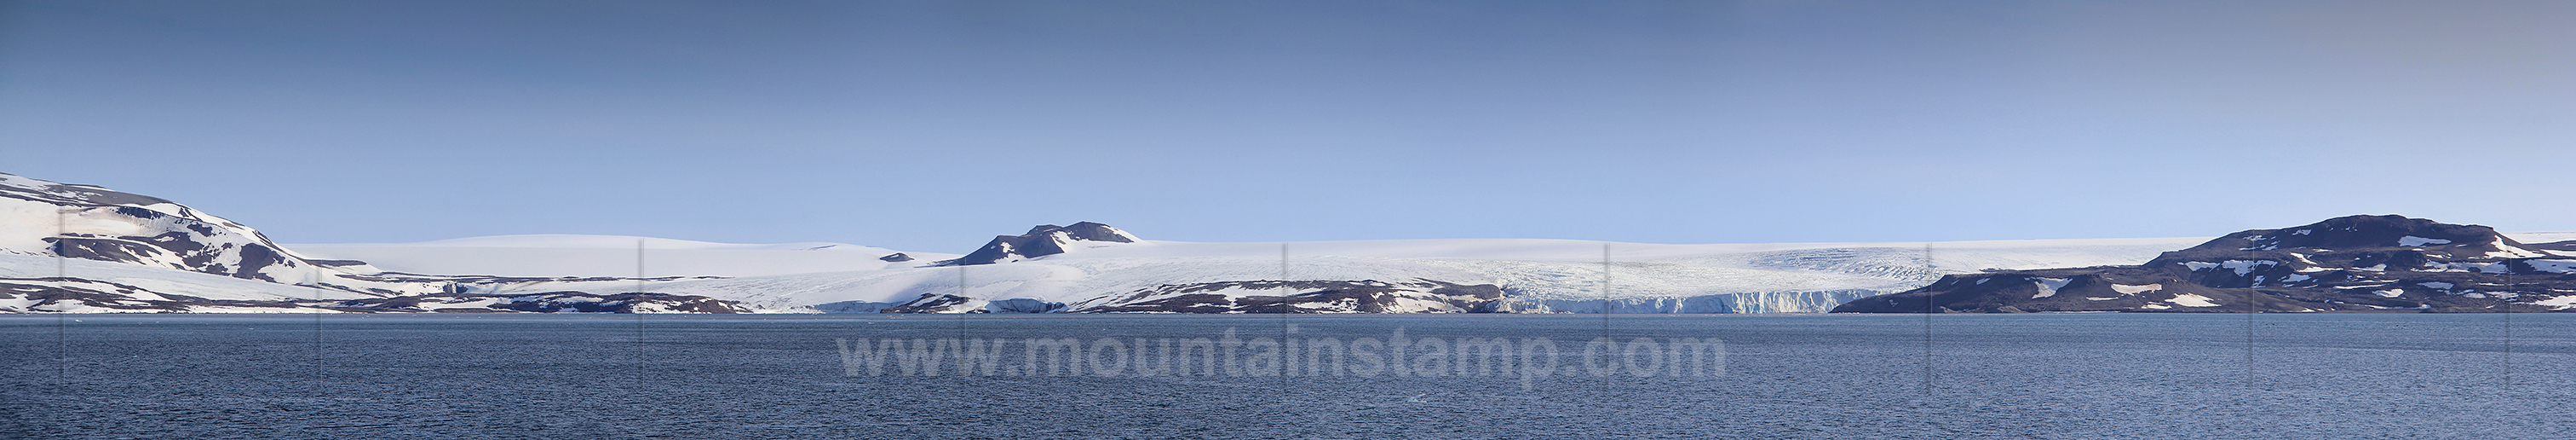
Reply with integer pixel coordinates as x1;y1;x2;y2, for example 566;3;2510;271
934;222;1140;266
1068;280;1509;314
1833;215;2576;313
334;292;750;314
868;279;1513;314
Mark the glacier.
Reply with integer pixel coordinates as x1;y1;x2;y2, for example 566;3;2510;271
295;234;2227;314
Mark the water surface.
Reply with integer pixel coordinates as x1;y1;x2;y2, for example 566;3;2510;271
3;313;2569;439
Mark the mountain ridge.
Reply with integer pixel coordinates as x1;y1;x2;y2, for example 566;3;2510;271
1833;215;2576;313
13;171;2572;315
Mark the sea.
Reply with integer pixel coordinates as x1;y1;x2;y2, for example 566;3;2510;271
3;313;2570;439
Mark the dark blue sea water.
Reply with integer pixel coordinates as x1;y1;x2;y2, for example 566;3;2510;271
4;313;2572;439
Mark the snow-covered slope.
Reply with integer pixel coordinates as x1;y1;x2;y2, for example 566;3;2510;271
4;173;327;281
0;172;449;297
0;172;763;313
0;252;356;312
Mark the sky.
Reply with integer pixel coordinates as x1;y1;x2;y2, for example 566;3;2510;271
3;0;2571;252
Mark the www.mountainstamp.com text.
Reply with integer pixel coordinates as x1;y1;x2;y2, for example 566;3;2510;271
837;327;1723;386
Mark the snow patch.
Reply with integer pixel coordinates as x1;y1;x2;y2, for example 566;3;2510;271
2483;238;2547;258
2030;277;2070;298
2418;262;2473;273
2398;236;2452;246
2218;260;2278;275
2166;293;2222;307
2110;283;2162;294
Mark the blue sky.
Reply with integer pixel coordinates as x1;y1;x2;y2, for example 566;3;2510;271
4;0;2571;252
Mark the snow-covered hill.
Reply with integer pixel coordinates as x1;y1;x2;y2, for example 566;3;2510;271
3;172;347;286
1836;215;2576;313
0;172;757;313
0;172;458;300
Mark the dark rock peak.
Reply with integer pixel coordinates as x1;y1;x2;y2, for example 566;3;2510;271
2189;215;2523;256
878;252;913;263
2144;215;2543;279
936;222;1141;266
